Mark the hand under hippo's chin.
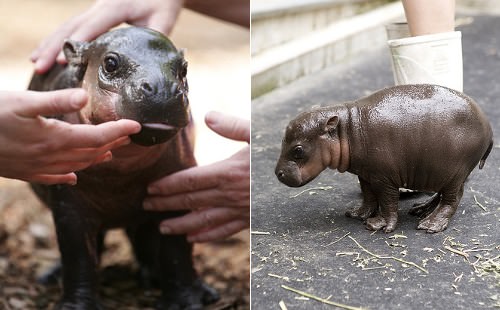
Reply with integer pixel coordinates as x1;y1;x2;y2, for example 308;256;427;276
82;108;181;146
80;93;182;146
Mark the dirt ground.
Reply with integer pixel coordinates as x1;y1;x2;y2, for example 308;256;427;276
0;1;250;309
0;179;249;309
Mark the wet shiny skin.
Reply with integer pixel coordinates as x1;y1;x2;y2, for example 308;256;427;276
28;27;219;309
276;84;493;233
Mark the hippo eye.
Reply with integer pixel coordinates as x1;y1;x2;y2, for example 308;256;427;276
292;145;305;160
103;54;120;73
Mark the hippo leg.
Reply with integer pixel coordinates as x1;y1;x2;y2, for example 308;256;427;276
158;234;219;309
346;177;377;220
417;184;464;233
51;204;102;310
127;224;160;289
128;220;219;309
409;193;440;218
365;185;399;233
39;231;105;286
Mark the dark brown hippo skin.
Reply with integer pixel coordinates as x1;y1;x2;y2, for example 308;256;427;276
275;84;493;234
28;27;219;309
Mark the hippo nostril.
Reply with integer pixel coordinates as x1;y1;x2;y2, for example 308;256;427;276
277;170;285;179
141;82;154;95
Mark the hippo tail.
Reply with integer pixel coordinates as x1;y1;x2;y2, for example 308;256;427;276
479;140;493;169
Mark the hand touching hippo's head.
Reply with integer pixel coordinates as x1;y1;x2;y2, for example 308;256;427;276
275;107;350;187
62;27;189;146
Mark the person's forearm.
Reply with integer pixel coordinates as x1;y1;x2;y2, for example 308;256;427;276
184;0;249;28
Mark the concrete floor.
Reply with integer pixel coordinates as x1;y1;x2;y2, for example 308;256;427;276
251;14;500;310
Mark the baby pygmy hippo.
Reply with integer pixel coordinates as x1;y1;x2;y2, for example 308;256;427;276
276;84;493;233
29;27;218;309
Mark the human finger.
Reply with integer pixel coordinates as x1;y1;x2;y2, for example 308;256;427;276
25;172;77;185
187;220;248;243
60;121;140;149
15;89;87;118
31;3;113;72
31;13;89;73
64;9;128;49
32;29;71;72
158;207;240;235
38;148;113;167
147;163;221;196
31;13;84;61
28;159;103;176
144;188;224;211
205;111;250;143
146;16;177;36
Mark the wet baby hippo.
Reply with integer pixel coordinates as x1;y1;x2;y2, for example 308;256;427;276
29;27;218;309
276;84;493;233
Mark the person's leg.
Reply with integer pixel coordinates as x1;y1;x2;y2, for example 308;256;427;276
386;0;462;91
402;0;455;36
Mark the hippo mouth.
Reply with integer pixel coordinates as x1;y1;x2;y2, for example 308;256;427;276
130;123;180;146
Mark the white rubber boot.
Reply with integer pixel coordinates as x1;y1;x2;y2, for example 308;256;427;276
385;24;463;195
386;23;463;92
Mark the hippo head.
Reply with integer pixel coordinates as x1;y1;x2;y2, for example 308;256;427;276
275;109;341;187
63;27;189;146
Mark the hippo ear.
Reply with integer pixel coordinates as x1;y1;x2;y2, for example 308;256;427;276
63;40;89;80
324;116;339;134
63;40;88;65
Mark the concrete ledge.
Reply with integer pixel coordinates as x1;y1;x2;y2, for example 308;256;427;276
251;0;396;55
251;1;405;98
252;0;391;18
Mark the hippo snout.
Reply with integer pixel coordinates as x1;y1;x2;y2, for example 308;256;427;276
130;78;182;102
121;75;190;146
275;162;303;187
276;169;285;180
125;77;185;113
128;91;190;146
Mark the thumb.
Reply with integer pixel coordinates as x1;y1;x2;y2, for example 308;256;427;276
18;89;88;118
205;111;250;143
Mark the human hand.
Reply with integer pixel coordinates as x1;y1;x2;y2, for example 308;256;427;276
0;89;140;185
143;111;250;243
30;0;184;74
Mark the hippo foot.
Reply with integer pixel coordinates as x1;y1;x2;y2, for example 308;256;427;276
38;262;62;285
345;205;375;220
365;215;397;233
157;279;219;310
409;193;440;218
55;300;102;310
417;216;449;233
417;201;455;233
